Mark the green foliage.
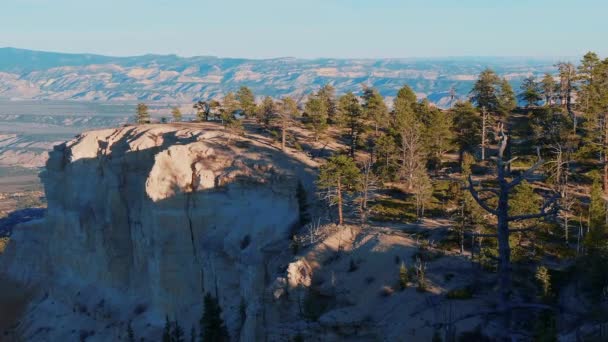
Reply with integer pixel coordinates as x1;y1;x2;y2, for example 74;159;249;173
451;102;481;155
317;84;338;124
509;180;541;218
171;107;182;122
469;68;501;113
136;103;150;124
373;134;399;181
519;76;542;107
304;95;328;140
338;92;364;156
257;96;275;126
362;87;388;133
317;155;361;204
399;261;409;290
236;86;257;118
200;293;229;342
220;92;239;122
540;73;557;105
446;287;473;300
535;266;551;299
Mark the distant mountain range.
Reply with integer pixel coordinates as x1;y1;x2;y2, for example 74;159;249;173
0;47;568;107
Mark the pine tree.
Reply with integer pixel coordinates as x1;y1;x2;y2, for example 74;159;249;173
497;78;516;117
190;326;196;342
304;95;328;141
163;315;172;342
519;76;542;108
586;178;606;251
172;320;185;342
172;106;183;122
394;90;425;188
540;73;557;106
338;92;363;157
257;96;275;127
317;84;338;124
200;293;229;342
451;101;481;158
317;155;361;225
220;92;239;123
470;68;501;113
275;96;299;151
136;103;150;124
362;87;388;135
236;86;257;118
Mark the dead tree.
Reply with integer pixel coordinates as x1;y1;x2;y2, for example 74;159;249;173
468;124;559;336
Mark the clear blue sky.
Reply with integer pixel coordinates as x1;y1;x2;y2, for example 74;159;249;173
1;0;606;58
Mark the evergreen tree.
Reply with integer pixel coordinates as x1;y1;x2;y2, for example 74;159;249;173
304;95;328;141
257;96;275;127
420;102;453;168
586;178;606;251
200;293;229;342
220;92;239;123
317;155;361;225
373;133;399;181
469;68;501;113
540;73;557;106
275;96;300;151
236;86;257;118
171;106;183;122
497;78;516;117
136;103;150;124
576;51;600;114
451;101;481;158
519;76;542;108
172;320;186;342
317;84;338;124
362;87;389;135
338;92;364;157
163;315;172;342
393;87;425;188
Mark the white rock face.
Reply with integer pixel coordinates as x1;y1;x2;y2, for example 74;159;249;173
2;123;318;341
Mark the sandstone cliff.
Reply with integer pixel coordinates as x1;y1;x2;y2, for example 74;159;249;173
0;123;486;342
1;123;319;341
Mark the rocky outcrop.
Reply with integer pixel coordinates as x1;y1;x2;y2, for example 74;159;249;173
1;123;318;341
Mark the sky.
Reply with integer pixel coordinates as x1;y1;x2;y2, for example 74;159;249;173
1;0;607;59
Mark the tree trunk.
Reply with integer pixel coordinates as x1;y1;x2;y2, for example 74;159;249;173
337;179;343;225
496;164;512;333
281;123;286;152
481;108;487;161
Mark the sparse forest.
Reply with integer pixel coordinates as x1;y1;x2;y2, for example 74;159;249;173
133;51;608;341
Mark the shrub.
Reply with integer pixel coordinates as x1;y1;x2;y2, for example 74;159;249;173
0;237;9;253
399;262;409;290
446;287;473;300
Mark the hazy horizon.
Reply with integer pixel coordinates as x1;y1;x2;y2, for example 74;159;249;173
0;46;581;62
2;0;606;59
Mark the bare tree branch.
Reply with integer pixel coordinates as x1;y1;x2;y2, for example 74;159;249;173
507;193;560;222
468;175;498;216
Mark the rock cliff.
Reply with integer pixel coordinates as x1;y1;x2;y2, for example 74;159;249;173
1;123;318;341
